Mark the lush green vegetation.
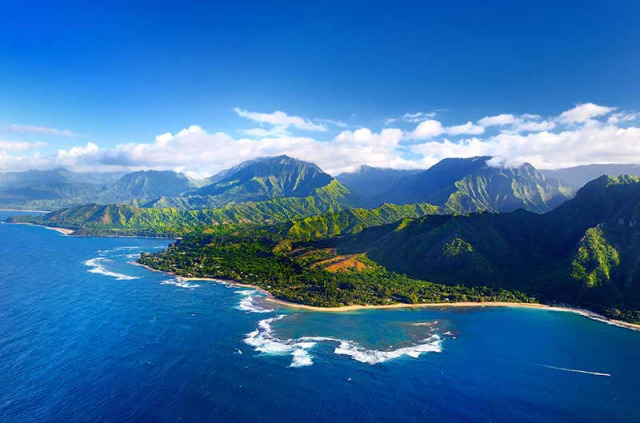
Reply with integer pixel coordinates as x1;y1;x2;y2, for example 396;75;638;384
8;179;355;237
7;156;640;323
356;156;573;213
138;232;534;307
325;176;640;322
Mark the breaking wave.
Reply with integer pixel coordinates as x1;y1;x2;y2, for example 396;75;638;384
244;315;443;367
160;278;200;289
84;257;140;281
236;290;274;313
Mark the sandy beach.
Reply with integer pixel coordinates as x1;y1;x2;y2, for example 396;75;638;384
0;208;51;213
45;226;75;235
132;262;640;331
7;222;75;235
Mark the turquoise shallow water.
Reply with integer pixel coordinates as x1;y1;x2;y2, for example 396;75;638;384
1;211;639;422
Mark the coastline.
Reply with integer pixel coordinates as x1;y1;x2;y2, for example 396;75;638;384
0;208;51;213
9;222;75;235
6;222;178;239
132;262;640;332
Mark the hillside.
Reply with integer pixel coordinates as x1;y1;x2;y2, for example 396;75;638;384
193;155;333;201
368;156;572;213
8;179;355;236
322;175;640;321
262;202;441;243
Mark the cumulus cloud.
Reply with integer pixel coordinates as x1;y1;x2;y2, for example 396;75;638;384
557;102;615;124
478;114;518;127
478;113;555;133
411;124;640;169
5;124;75;137
408;120;444;139
446;121;485;136
407;120;484;139
2;102;639;176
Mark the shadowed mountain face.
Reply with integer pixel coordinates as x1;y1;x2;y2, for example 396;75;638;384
358;156;573;213
336;166;422;201
109;170;193;201
325;175;640;319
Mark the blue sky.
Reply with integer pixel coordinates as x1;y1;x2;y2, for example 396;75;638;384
1;0;640;176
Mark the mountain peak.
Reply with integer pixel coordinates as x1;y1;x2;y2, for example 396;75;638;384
194;154;334;201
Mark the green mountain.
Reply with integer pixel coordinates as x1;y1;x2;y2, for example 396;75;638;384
369;156;573;213
196;155;332;200
9;179;354;236
323;175;640;321
145;155;341;209
263;202;441;243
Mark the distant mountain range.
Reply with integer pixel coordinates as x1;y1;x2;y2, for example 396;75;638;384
338;157;573;213
540;164;640;189
0;168;197;210
5;155;640;218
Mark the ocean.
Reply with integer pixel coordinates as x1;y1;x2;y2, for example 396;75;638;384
1;211;639;422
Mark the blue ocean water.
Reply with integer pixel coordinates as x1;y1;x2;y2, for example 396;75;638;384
1;212;639;423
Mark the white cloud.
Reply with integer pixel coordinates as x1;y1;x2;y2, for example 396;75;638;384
5;124;75;137
0;140;45;151
336;128;403;148
446;121;485;136
479;113;555;133
385;111;438;124
557;103;615;124
511;119;556;133
233;108;327;132
411;124;640;169
607;112;639;124
407;119;484;139
3;103;640;176
408;120;444;139
478;114;518;127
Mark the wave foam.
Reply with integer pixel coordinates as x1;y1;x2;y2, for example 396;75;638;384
244;316;443;367
244;315;316;367
236;290;273;313
160;278;200;289
84;258;140;280
333;336;441;364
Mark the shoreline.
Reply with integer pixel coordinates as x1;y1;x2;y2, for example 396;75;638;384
8;222;75;235
6;222;178;239
0;208;51;213
132;262;640;331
